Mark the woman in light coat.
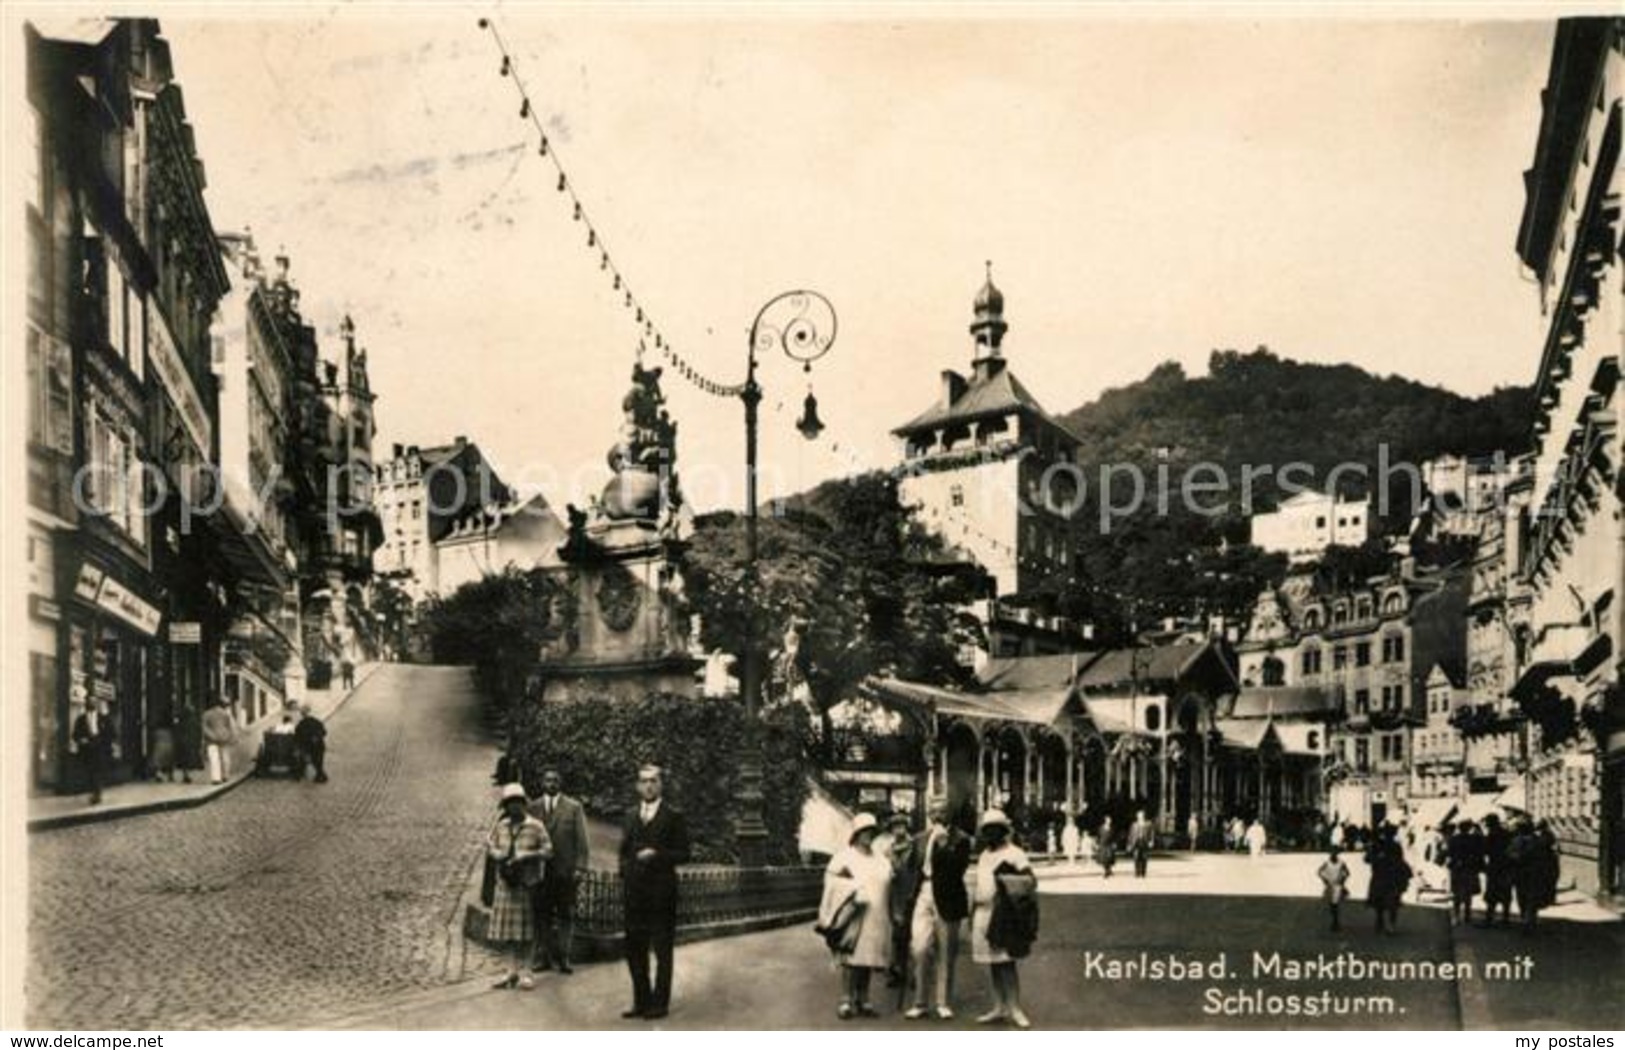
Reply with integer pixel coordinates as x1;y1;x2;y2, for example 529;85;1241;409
823;812;894;1019
970;809;1034;1029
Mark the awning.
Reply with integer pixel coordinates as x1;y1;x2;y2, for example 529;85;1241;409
1492;781;1529;814
1405;797;1458;831
1214;718;1275;751
203;501;289;590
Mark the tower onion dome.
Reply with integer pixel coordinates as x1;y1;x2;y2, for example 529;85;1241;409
970;260;1008;353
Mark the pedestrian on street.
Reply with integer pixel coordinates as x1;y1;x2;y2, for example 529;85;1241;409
1446;819;1484;926
1245;819;1268;858
293;705;328;783
881;811;916;993
1128;810;1155;878
528;767;590;974
201;698;236;785
1480;814;1514;926
487;783;552;991
71;699;112;805
1059;812;1081;867
823;812;895;1020
1363;824;1412;934
1317;848;1351;932
1510;818;1560;931
1187;812;1201;852
340;658;355;690
619;764;690;1020
1095;816;1116;878
492;750;524;788
1228;816;1246;852
901;797;971;1021
971;809;1035;1030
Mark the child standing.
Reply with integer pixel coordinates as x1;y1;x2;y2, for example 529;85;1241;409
1318;848;1351;932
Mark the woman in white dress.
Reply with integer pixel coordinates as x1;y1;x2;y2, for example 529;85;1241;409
823;812;895;1019
970;809;1033;1028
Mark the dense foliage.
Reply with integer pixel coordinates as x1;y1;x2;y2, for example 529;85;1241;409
420;565;565;715
1035;348;1532;639
509;692;813;864
684;471;987;750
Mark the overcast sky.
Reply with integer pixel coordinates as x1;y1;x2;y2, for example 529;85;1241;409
152;7;1555;512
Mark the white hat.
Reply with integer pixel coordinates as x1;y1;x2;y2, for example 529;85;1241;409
849;812;879;842
978;808;1010;831
498;782;528;807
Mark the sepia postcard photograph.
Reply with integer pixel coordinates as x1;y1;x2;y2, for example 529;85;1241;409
1;1;1622;1036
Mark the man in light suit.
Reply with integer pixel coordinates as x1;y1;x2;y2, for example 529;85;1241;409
619;764;689;1020
530;767;591;973
902;796;972;1020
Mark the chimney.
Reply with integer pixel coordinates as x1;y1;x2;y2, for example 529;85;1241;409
941;370;967;409
393;443;404;459
455;435;468;447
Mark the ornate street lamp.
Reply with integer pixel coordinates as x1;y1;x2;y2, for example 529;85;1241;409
734;290;837;866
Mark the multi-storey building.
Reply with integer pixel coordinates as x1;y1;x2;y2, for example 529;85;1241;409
1509;16;1623;898
25;19;234;793
213;231;302;719
434;493;567;596
892;269;1089;660
1250;491;1373;564
1238;562;1469;827
374;438;512;602
306;318;383;671
1412;665;1468;807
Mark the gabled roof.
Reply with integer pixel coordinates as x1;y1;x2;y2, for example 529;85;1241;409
894;365;1061;438
867;676;1082;729
976;653;1092;692
1228;686;1338;719
1214;718;1277;751
1074;642;1213;691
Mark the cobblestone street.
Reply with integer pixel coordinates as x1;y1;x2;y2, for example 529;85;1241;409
26;665;506;1029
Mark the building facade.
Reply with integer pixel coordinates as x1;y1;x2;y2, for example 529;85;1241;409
1250;491;1373;564
26;19;236;793
1509;17;1624;898
893;269;1081;601
435;492;567;595
374;437;511;602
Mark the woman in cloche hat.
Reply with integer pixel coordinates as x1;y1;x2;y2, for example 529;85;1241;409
822;811;896;1019
486;783;552;990
970;808;1035;1028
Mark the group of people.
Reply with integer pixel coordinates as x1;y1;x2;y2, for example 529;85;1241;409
484;759;689;1022
263;704;331;782
817;799;1040;1028
1434;815;1562;929
1316;814;1563;934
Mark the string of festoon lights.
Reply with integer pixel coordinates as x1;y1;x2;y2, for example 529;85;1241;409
477;17;744;399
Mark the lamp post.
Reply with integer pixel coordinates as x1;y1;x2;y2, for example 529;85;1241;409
734;290;836;866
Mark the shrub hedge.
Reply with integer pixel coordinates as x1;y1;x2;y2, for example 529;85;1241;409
509;691;813;865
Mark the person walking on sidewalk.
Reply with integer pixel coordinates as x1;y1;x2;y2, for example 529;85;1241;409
201;698;237;785
1095;816;1116;878
903;796;971;1021
529;767;590;974
1364;824;1412;934
619;764;690;1020
293;705;328;783
487;783;551;991
1446;820;1485;927
1317;847;1351;932
1128;810;1155;878
71;699;112;805
340;658;355;690
1481;814;1514;927
971;809;1036;1029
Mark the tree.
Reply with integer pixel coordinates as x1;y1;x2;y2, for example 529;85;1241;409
684;472;985;759
420;566;566;720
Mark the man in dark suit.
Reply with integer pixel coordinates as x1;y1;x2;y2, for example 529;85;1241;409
530;767;591;973
71;700;112;805
902;796;972;1020
619;763;689;1020
1128;809;1155;878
